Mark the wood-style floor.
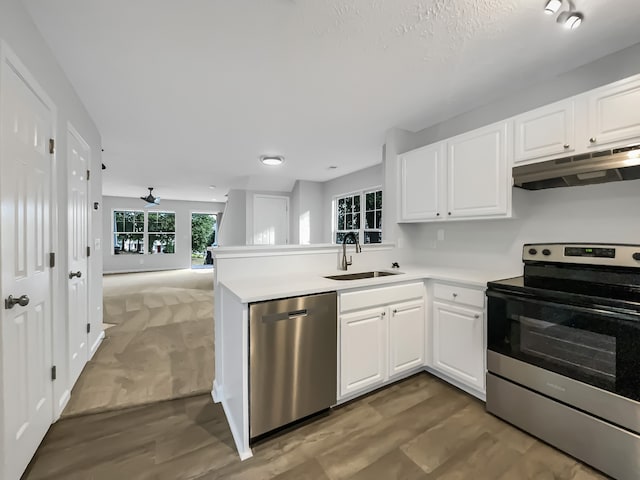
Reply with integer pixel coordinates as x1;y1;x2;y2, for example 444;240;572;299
23;373;607;480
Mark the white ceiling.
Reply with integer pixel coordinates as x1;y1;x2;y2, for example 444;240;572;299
24;0;640;202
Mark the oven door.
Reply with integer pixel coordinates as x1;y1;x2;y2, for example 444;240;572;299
487;288;640;433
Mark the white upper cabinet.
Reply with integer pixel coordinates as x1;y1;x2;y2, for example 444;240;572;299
398;122;512;223
514;99;576;164
399;142;446;221
447;121;510;219
587;75;640;149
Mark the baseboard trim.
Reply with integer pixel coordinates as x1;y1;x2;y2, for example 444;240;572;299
55;390;71;421
219;396;253;461
89;330;105;359
212;381;222;403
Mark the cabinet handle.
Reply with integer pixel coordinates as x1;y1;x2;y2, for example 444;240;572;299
436;213;440;216
381;311;386;317
563;144;570;149
589;137;597;143
452;293;458;298
474;314;480;319
392;309;398;314
448;212;452;216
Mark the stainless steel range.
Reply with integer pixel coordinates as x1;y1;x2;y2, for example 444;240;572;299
486;243;640;480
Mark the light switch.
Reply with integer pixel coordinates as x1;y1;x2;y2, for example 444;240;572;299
437;229;445;242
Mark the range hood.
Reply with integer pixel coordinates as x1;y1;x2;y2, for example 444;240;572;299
513;144;640;190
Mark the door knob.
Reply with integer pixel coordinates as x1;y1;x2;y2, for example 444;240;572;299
69;271;82;279
5;294;29;309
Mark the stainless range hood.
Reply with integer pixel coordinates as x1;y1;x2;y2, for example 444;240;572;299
513;144;640;190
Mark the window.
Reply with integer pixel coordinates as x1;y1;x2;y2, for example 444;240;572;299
112;210;176;255
148;212;176;254
334;188;382;244
113;210;145;254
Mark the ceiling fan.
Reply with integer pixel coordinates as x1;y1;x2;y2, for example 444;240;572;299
140;187;160;207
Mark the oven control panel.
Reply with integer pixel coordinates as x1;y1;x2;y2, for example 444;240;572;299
523;243;640;267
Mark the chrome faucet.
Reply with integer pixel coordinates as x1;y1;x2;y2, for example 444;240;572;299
340;232;361;270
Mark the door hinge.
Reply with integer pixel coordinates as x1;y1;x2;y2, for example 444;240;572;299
87;323;91;334
49;138;55;154
87;246;91;257
49;252;56;268
86;169;90;181
51;365;57;381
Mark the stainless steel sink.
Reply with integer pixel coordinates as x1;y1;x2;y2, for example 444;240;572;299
324;271;402;281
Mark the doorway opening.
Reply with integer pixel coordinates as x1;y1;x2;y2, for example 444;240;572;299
191;213;217;269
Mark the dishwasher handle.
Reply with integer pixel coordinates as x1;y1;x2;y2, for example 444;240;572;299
261;308;316;323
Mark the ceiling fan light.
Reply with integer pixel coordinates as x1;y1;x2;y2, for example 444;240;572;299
544;0;562;15
260;155;284;166
564;12;583;29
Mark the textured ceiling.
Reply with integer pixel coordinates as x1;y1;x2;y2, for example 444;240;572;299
23;0;640;201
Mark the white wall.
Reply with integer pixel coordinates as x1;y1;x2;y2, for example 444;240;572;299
323;164;384;243
385;42;640;274
217;189;246;246
290;180;325;244
0;0;103;426
103;196;224;273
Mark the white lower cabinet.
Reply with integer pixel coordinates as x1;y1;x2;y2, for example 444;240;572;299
340;307;387;397
431;282;486;394
338;283;425;399
389;300;425;377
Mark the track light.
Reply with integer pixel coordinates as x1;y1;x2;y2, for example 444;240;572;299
544;0;583;29
544;0;562;15
562;11;583;29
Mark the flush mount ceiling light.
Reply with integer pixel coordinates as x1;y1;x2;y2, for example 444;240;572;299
544;0;584;29
259;155;284;166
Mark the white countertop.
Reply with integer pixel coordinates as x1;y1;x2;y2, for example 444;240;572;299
220;265;521;303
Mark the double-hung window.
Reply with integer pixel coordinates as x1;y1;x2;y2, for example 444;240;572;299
148;212;176;254
113;210;145;254
334;188;382;244
112;210;176;254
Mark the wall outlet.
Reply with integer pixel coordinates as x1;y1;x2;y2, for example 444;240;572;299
437;229;445;242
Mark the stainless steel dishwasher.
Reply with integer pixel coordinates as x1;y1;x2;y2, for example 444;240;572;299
249;291;337;439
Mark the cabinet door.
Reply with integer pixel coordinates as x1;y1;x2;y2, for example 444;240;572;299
514;99;575;163
389;300;425;377
340;307;386;397
432;301;484;391
447;122;510;218
399;142;446;221
588;76;640;148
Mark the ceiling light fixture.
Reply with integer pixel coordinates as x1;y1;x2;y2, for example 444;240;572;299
544;0;584;29
260;155;284;166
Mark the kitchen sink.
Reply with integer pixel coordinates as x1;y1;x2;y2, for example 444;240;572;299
324;271;403;281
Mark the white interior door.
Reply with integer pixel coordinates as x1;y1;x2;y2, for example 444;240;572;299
67;125;89;385
253;195;289;245
0;47;55;480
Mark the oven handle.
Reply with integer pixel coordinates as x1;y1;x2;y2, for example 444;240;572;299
486;290;640;324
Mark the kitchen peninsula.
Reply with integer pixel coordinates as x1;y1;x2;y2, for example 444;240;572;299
211;243;518;459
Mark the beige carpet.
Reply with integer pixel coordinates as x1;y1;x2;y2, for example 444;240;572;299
62;269;214;417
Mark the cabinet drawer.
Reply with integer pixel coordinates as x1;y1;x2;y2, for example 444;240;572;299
340;282;424;313
433;283;484;308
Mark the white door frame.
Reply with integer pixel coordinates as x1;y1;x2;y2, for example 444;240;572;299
252;194;289;245
0;39;59;479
